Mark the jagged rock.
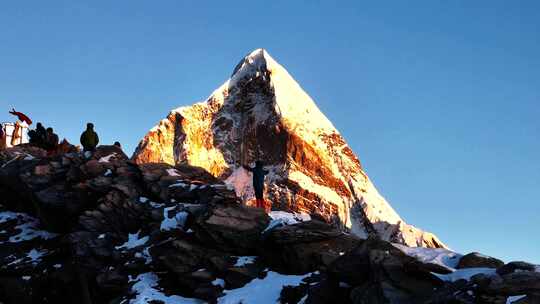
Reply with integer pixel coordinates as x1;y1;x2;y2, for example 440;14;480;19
484;271;540;296
328;237;445;303
304;275;350;304
150;239;215;275
0;144;47;164
497;261;537;275
280;284;309;304
223;264;264;289
91;145;129;162
139;162;236;204
193;202;270;254
132;48;446;249
262;220;361;274
457;252;505;269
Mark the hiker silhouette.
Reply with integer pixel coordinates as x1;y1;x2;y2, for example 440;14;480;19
45;127;59;153
80;123;99;152
244;161;270;211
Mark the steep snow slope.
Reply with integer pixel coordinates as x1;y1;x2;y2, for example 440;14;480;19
133;49;446;248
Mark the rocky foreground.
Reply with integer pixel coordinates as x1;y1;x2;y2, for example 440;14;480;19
0;145;539;304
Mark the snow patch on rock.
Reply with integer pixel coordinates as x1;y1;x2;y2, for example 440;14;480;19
0;211;58;243
166;169;181;177
393;244;462;271
264;211;311;233
234;256;257;267
8;248;47;266
217;271;310;304
212;278;225;288
160;208;188;231
129;272;203;304
507;295;527;304
98;153;116;163
433;268;497;282
115;231;149;250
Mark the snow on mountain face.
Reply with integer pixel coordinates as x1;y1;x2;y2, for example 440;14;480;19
133;49;446;248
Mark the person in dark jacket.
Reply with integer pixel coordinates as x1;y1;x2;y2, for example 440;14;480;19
28;129;38;145
45;127;59;153
35;123;47;147
244;161;270;212
80;123;99;152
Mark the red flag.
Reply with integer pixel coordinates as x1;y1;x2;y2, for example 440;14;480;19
9;109;32;125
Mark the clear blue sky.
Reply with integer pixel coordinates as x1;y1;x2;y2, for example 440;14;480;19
1;1;539;263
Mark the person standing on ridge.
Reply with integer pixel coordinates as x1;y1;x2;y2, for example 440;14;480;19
243;160;270;212
80;123;99;152
45;127;59;155
0;125;6;150
35;123;47;147
11;121;22;146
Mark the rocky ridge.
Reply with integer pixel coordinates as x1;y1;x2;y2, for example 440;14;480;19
1;145;539;304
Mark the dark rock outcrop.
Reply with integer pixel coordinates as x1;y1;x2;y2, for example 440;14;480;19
327;236;446;304
457;252;505;269
262;220;361;274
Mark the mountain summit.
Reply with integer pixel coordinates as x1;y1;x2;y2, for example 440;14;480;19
133;49;445;248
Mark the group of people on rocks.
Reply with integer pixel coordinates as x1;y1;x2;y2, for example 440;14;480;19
1;108;111;157
28;123;59;153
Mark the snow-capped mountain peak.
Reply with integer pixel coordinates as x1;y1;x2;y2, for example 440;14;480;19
133;48;446;249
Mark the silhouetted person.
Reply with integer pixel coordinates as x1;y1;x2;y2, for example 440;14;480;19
80;123;99;152
28;129;38;145
114;141;121;149
0;125;6;150
45;127;59;153
244;161;270;211
11;121;22;146
35;123;47;146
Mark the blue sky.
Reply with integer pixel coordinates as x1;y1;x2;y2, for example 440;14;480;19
1;1;539;263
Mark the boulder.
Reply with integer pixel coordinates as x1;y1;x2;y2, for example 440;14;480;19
484;271;540;296
193;202;270;254
138;162;236;204
497;261;537;275
150;239;212;275
262;220;361;274
304;276;349;304
457;252;504;269
91;145;129;162
328;236;445;303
